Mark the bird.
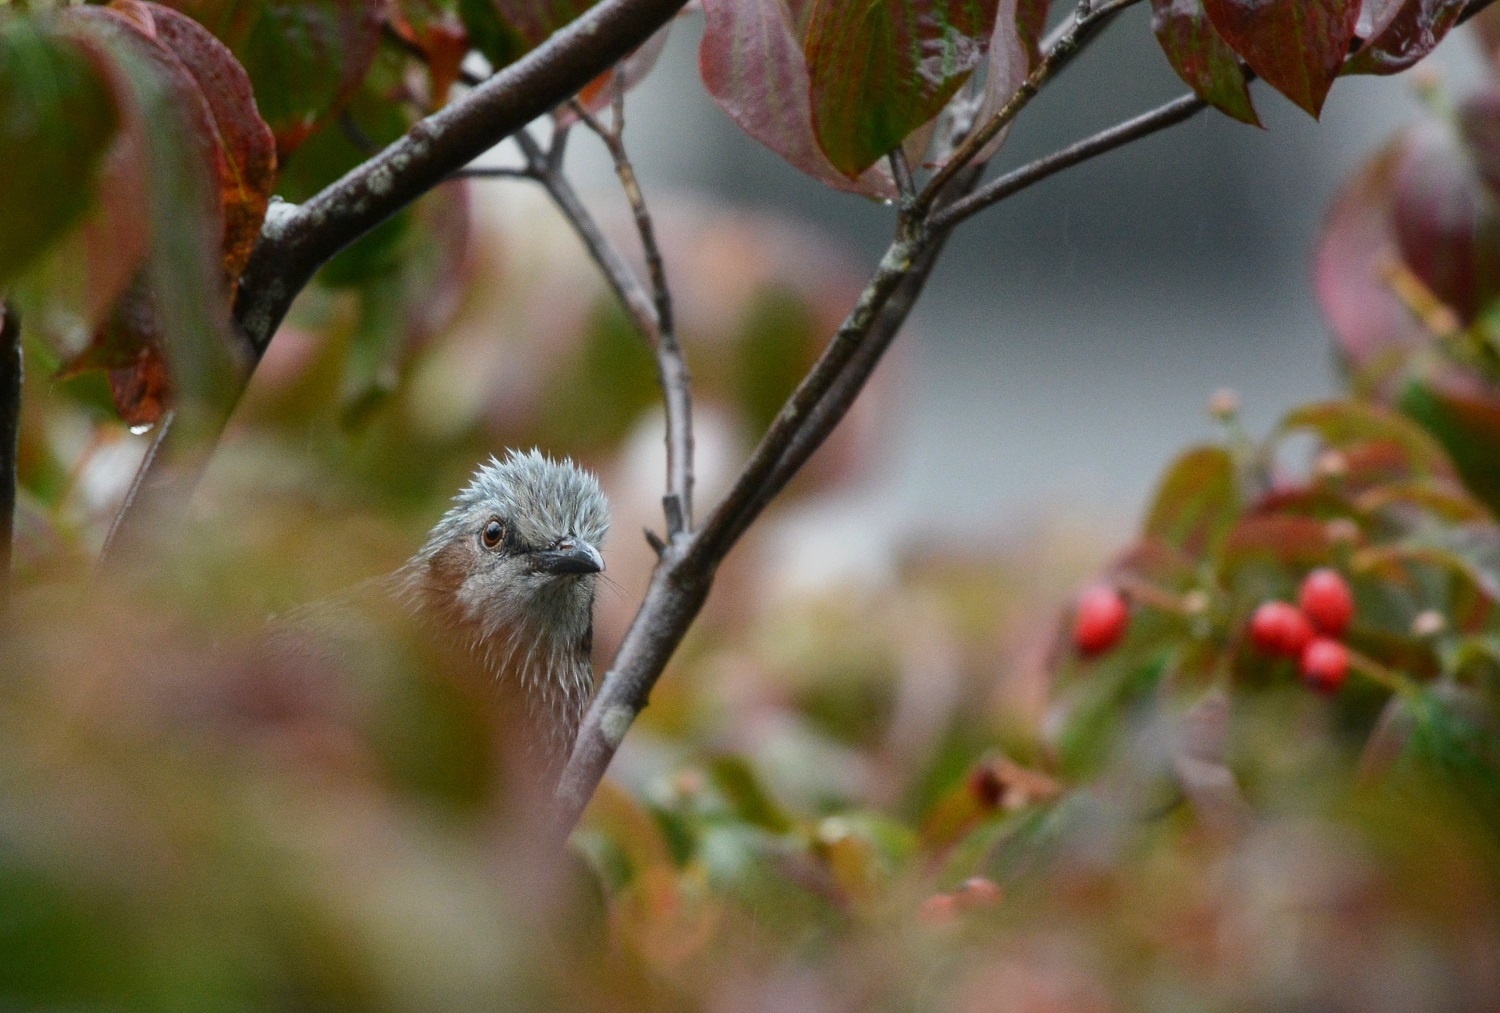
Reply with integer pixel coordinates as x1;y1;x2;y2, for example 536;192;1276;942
261;449;610;784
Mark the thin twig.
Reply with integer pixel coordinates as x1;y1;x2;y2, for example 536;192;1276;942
574;98;694;533
513;129;661;341
889;147;917;208
0;304;20;607
930;91;1209;231
914;0;1146;216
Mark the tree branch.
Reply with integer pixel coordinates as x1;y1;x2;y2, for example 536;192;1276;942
102;0;692;556
929;91;1209;232
574;98;694;534
0;304;19;608
914;0;1146;216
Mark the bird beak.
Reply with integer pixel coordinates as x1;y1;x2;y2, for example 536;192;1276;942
535;538;605;576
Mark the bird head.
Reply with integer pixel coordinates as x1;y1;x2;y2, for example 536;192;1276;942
403;450;609;654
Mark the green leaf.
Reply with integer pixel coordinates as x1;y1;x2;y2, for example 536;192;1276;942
1398;379;1500;515
0;13;120;289
805;0;999;177
1149;0;1260;126
1142;445;1239;561
1402;685;1500;833
1279;399;1455;480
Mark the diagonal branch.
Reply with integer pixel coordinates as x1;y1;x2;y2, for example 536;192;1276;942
930;91;1210;231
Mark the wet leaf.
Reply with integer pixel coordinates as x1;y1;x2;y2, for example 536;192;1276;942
0;14;120;289
1345;0;1466;76
1200;0;1359;117
127;2;277;282
698;0;895;197
805;0;999;176
1149;0;1260;126
1142;445;1238;561
162;0;383;155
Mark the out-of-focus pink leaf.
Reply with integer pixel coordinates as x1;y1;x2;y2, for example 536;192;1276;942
1200;0;1359;117
1315;141;1431;369
804;0;999;177
1149;0;1260;126
1392;120;1500;325
1346;0;1465;76
698;0;894;198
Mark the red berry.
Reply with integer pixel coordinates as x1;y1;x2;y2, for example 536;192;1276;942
1301;638;1349;693
1248;601;1315;658
1074;585;1128;656
1298;568;1355;637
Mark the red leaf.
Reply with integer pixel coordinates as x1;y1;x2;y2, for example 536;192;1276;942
804;0;999;177
1149;0;1260;126
390;0;470;106
698;0;894;197
124;2;277;284
1346;0;1466;76
57;277;172;427
160;0;382;156
1200;0;1359;117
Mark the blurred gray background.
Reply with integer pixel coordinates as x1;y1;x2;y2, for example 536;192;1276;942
553;6;1488;561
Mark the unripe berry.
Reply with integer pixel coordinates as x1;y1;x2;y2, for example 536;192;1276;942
1073;585;1128;656
1301;638;1349;693
1298;568;1355;636
1248;601;1315;657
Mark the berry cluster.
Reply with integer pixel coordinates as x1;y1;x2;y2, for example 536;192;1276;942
1249;568;1355;693
1070;569;1359;695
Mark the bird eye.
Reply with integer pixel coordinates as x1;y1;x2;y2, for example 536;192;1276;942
481;518;505;549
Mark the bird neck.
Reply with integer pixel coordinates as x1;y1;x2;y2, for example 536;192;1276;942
387;557;596;756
